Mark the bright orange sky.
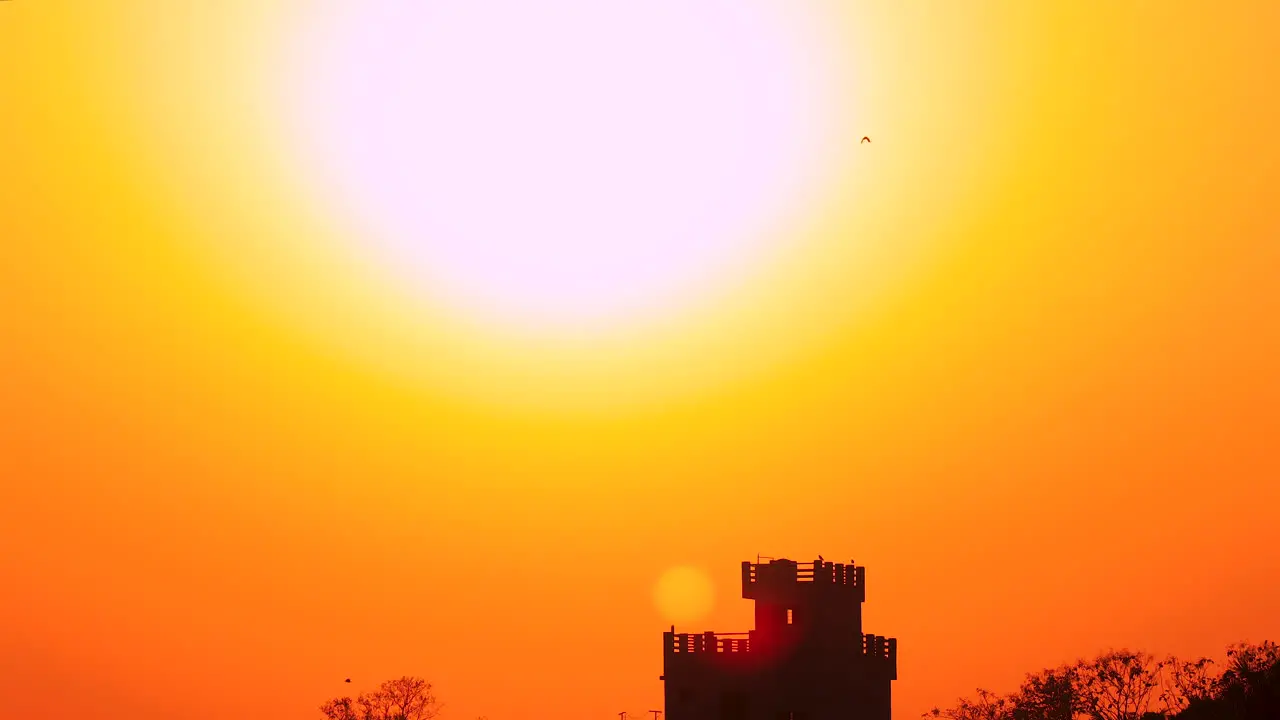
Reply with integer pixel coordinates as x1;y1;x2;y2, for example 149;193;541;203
2;2;1279;719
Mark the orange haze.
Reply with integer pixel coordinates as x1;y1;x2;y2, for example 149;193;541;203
2;2;1279;719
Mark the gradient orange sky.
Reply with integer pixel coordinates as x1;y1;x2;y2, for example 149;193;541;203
2;2;1279;719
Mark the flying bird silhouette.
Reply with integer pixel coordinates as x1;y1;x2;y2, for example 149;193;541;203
861;136;871;144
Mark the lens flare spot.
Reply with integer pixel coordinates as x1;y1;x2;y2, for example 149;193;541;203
654;565;715;625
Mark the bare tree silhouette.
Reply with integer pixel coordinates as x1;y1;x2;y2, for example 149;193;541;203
924;688;1015;720
1156;655;1218;717
320;676;441;720
320;697;359;720
1075;650;1161;720
1014;665;1081;720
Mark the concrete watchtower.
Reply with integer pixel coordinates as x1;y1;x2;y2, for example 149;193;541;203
662;557;897;720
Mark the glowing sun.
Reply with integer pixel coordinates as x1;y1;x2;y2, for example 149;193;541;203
282;0;848;333
654;565;715;625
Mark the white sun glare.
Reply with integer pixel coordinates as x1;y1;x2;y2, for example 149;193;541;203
281;0;846;334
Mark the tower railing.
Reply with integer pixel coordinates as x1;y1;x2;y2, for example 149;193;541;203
665;631;753;655
741;559;865;589
664;629;896;667
862;634;897;663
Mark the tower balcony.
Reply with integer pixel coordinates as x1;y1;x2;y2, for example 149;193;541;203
663;629;897;678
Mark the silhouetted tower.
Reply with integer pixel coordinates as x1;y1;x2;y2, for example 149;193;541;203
661;557;897;720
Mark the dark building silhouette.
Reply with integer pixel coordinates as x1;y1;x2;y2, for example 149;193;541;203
661;557;897;720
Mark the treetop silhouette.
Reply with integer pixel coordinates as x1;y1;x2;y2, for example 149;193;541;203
320;675;441;720
926;641;1279;720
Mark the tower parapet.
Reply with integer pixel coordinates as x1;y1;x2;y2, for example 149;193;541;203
742;558;867;601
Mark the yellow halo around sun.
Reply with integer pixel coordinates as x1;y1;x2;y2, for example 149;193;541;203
654;566;715;625
94;0;1015;413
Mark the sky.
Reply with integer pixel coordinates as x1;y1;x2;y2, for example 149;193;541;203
2;1;1279;719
